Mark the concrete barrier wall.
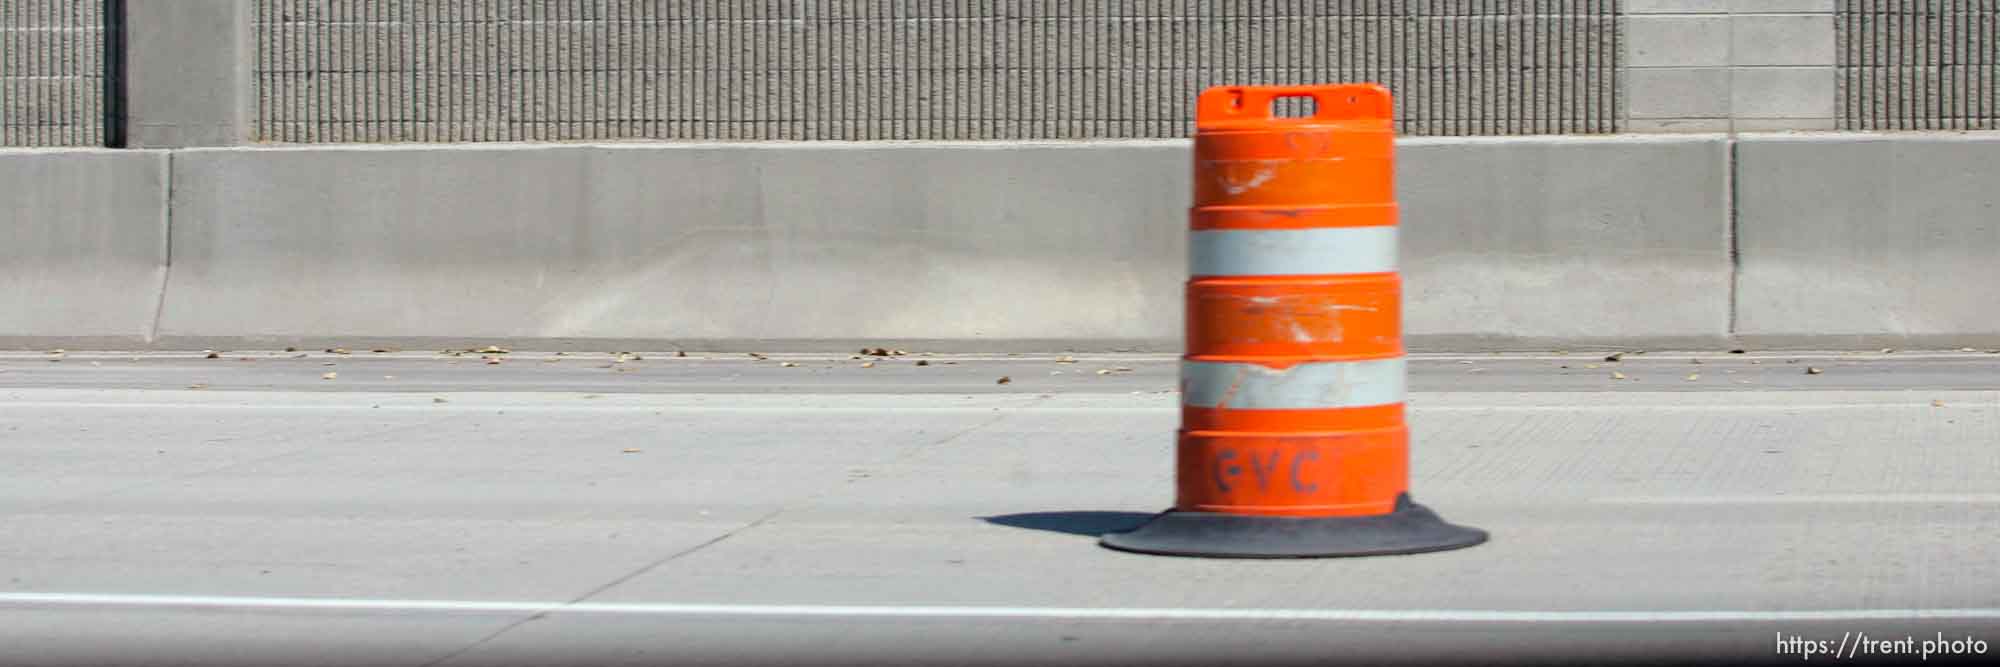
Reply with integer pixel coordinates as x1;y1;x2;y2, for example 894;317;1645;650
0;149;168;347
157;143;1190;351
149;136;1730;352
1735;134;2000;348
1400;136;1733;350
3;134;1996;351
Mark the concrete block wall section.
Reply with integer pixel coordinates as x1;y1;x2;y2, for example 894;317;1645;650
249;0;1622;142
0;149;168;346
1839;0;2000;131
20;1;1998;146
0;0;108;147
123;0;255;148
1623;0;1841;132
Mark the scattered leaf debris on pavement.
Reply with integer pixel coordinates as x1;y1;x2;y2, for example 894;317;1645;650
915;360;930;366
1604;352;1625;362
1612;371;1627;380
780;362;799;367
860;361;876;368
321;372;337;380
204;351;220;359
996;376;1012;385
1806;367;1824;375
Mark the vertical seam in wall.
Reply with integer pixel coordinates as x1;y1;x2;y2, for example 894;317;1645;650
148;150;174;345
1725;137;1740;341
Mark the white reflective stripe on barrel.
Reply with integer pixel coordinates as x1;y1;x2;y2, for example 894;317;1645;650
1182;358;1406;410
1188;226;1398;277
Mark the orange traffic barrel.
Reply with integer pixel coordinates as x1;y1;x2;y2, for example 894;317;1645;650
1101;84;1487;558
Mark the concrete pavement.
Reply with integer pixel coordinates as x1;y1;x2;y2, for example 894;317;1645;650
2;352;1998;666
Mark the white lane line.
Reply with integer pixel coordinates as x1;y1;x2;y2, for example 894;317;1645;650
2;593;1998;623
1595;495;2000;505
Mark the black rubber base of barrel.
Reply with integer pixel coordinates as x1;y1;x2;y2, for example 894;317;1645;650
1098;494;1488;559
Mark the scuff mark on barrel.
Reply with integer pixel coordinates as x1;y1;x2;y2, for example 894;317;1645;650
1214;364;1250;410
1321;365;1357;405
1219;168;1276;196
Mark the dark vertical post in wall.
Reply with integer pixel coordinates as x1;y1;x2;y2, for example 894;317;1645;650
102;0;128;147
